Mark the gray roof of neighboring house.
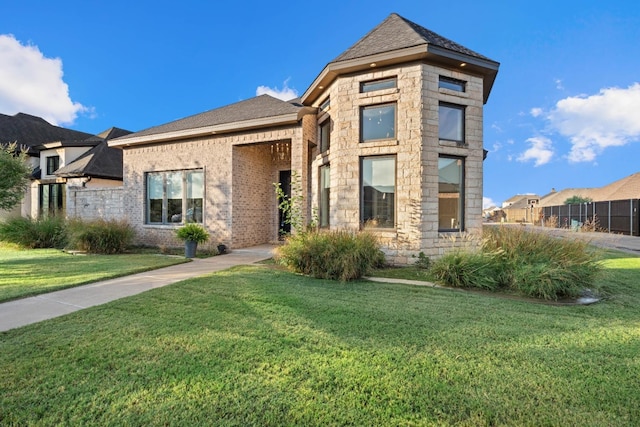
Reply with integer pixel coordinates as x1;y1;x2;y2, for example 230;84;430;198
0;112;94;153
55;140;124;180
332;13;492;64
55;128;131;180
114;95;303;141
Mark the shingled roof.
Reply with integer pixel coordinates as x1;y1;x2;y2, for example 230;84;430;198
55;128;131;180
302;13;499;105
0;112;93;153
332;13;492;63
112;95;304;144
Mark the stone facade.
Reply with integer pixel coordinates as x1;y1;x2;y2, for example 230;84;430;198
110;14;498;262
308;63;485;264
66;186;124;221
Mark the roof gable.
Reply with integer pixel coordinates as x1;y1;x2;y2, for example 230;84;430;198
333;13;491;63
55;141;123;180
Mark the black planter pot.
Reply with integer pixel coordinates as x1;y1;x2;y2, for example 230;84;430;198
185;240;198;258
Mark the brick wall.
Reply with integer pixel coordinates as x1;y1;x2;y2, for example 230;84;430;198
122;126;305;249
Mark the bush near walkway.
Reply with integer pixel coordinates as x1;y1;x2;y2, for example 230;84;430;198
431;226;603;300
275;230;385;281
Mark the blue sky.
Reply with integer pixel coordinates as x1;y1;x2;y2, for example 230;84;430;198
1;0;639;208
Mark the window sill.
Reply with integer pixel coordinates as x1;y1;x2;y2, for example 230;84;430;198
360;139;399;148
439;139;467;148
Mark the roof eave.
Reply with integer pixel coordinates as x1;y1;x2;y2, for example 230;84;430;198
302;45;499;105
109;112;304;148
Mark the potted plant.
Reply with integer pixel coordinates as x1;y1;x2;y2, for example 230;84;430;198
175;223;209;258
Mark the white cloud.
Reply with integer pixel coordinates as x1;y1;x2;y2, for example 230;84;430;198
483;197;497;210
530;107;543;117
555;78;564;90
548;83;640;163
256;78;298;101
517;136;554;166
0;34;87;125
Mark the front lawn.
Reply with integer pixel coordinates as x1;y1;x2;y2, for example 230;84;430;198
0;243;189;302
1;251;639;425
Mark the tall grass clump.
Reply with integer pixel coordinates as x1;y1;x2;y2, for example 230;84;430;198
275;230;385;281
431;226;603;300
0;216;67;248
67;219;135;254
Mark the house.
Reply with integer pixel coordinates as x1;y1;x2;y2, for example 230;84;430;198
110;13;500;263
0;112;130;219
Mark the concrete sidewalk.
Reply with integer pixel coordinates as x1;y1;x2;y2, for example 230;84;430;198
0;244;276;333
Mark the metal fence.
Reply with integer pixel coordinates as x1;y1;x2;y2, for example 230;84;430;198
542;199;640;236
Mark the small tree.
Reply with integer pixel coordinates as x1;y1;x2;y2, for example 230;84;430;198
564;195;592;205
0;143;32;211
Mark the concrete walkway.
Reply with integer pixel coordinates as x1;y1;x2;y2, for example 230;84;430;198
0;244;276;333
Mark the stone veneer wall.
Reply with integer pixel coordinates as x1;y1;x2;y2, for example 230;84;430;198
309;62;485;264
122;125;305;248
66;187;124;221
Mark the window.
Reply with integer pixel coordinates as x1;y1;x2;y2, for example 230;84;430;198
361;77;397;93
439;76;466;92
361;156;395;228
438;156;464;231
319;120;330;153
320;97;330;111
40;183;65;216
146;169;204;224
439;103;465;143
361;103;396;142
319;165;330;227
46;156;60;175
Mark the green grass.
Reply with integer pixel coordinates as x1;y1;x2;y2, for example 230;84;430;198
0;243;189;302
1;250;639;426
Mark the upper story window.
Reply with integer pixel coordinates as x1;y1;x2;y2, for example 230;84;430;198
360;77;397;93
319;120;330;153
439;102;465;143
319;97;330;111
146;169;204;224
439;76;466;92
46;156;60;175
361;103;396;142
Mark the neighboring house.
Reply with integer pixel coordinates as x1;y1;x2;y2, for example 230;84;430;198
110;13;500;263
501;194;541;223
0;112;130;219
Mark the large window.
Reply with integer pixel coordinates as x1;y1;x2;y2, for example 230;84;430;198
46;156;60;175
319;120;330;153
319;165;330;228
361;156;395;228
40;183;65;216
146;169;204;224
439;103;465;143
361;103;396;142
438;156;464;231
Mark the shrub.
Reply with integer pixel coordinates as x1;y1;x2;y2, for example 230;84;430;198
175;223;209;243
275;230;385;281
431;226;603;300
0;216;67;248
67;219;135;254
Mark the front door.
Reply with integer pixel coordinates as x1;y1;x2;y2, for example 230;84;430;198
278;170;292;237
